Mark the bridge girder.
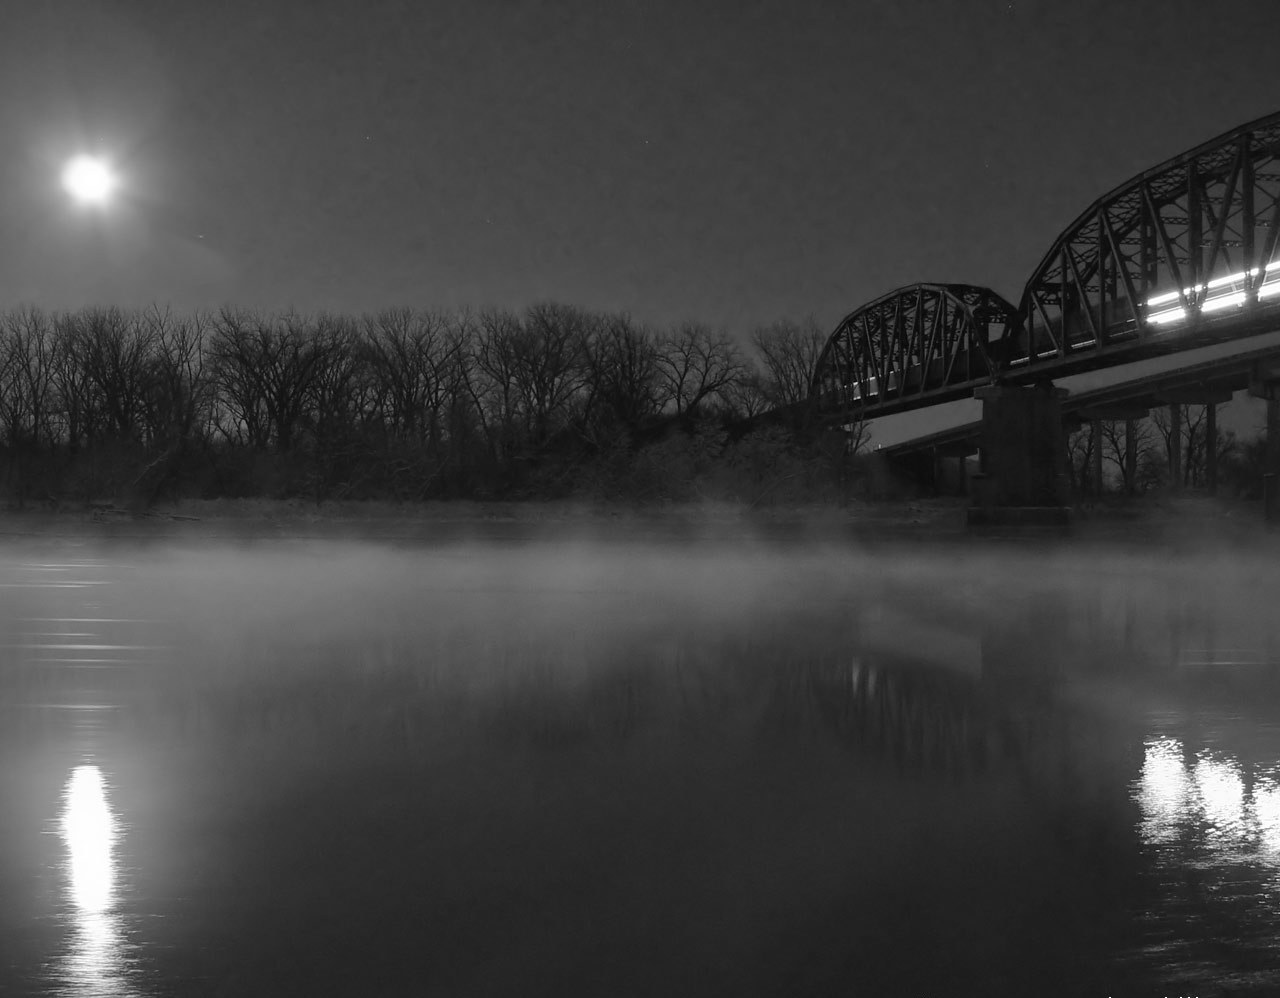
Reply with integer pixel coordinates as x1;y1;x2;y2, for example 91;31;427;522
810;283;1017;420
811;111;1280;423
1010;110;1280;376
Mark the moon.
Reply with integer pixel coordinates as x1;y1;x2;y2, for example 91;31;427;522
61;155;118;205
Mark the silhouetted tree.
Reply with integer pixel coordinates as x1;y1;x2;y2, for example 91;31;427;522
361;308;461;444
1149;405;1201;487
464;308;526;485
209;309;326;451
0;308;57;450
62;307;157;443
0;301;848;505
749;316;825;409
514;302;591;450
1065;424;1099;495
1100;418;1158;495
656;323;746;417
139;308;212;447
581;314;665;441
0;308;57;503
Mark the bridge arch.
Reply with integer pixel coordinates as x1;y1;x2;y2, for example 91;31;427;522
1011;110;1280;373
809;283;1017;418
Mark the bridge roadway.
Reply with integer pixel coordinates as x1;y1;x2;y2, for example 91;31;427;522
875;334;1280;461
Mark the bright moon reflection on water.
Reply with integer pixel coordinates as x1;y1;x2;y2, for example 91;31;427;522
62;767;116;913
58;765;135;996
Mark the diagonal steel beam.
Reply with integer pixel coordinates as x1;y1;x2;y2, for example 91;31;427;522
1064;243;1101;345
1101;210;1143;332
1201;141;1243;284
1142;180;1190;312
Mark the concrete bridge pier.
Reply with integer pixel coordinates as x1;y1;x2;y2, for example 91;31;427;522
1090;418;1104;497
1270;399;1280;523
1125;418;1138;495
932;441;977;496
1169;402;1182;491
1249;362;1280;524
1207;403;1218;496
967;384;1069;528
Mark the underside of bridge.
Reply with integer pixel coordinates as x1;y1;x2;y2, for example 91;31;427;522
812;109;1280;522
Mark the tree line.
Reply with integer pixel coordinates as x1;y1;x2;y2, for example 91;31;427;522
0;304;851;507
1065;406;1269;499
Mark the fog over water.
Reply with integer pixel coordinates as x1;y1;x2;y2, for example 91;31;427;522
2;524;1280;995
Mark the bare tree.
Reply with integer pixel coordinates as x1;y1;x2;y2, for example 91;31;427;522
1150;405;1209;487
361;308;461;444
139;307;213;448
463;308;525;478
1100;418;1157;495
61;307;158;443
1065;423;1101;496
0;308;59;503
208;309;331;451
749;316;826;409
656;322;746;416
0;308;57;450
514;302;591;447
305;313;366;437
719;374;771;421
49;316;93;450
581;313;665;439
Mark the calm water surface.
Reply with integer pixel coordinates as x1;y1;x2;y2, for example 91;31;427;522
1;529;1279;996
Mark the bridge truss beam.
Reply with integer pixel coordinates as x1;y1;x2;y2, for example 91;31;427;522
810;283;1017;420
1011;111;1280;378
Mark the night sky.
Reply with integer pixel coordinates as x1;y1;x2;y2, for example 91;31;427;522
3;0;1280;336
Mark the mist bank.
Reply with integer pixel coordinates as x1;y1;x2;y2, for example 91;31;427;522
0;493;1275;551
4;523;1280;992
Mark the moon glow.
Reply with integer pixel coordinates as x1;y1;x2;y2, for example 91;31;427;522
61;155;118;205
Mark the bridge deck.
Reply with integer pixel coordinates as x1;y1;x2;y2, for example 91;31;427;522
876;336;1280;458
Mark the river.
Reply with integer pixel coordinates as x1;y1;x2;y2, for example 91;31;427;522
1;527;1278;996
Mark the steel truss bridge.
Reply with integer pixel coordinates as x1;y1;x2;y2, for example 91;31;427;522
811;111;1280;421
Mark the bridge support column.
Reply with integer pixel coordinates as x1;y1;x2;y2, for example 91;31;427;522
1168;403;1182;492
1206;403;1218;496
1090;419;1104;497
1125;419;1137;495
1249;366;1280;524
1268;399;1280;524
967;384;1069;528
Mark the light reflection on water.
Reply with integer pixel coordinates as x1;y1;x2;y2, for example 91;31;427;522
1132;735;1280;985
56;763;136;996
6;537;1280;992
1136;737;1280;858
63;766;117;914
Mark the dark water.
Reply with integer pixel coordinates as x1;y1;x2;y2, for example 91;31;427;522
1;530;1279;996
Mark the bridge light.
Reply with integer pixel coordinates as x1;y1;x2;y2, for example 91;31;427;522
1201;292;1247;314
1259;261;1280;299
1204;268;1257;290
1142;264;1279;323
1147;307;1187;325
1146;288;1183;307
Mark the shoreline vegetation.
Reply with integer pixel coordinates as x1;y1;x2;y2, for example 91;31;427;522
3;304;1270;518
0;303;865;512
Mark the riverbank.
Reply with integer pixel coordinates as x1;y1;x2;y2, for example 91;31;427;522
0;494;1274;546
